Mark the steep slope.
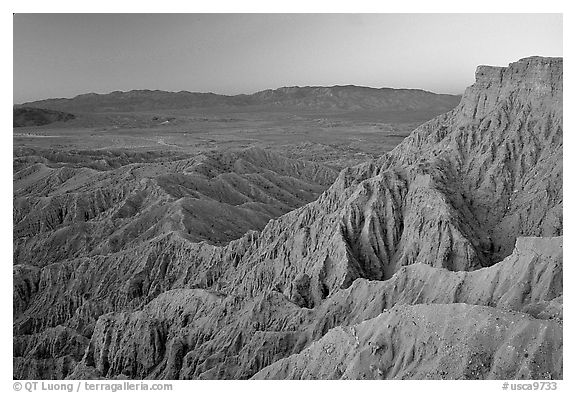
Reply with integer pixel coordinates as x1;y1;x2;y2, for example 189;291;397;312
17;86;460;114
379;56;562;260
13;57;562;380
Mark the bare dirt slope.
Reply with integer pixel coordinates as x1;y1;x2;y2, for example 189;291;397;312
13;57;562;380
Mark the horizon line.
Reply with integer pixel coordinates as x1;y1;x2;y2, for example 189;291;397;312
15;84;464;106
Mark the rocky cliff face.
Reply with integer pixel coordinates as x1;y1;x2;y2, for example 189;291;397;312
381;57;562;260
13;57;562;380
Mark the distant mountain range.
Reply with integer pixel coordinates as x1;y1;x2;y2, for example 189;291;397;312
17;85;461;114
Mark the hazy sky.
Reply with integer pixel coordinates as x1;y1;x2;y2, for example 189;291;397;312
13;13;562;103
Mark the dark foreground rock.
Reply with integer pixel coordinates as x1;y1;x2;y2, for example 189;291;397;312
14;107;75;127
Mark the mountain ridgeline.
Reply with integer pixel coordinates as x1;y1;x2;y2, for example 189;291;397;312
17;85;461;113
13;57;562;380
